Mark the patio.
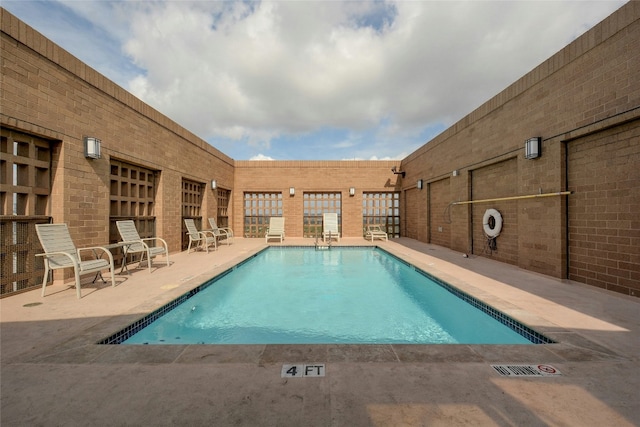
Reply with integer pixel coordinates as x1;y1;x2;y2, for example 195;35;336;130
1;237;638;426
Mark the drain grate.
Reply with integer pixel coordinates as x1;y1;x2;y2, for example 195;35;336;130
491;364;561;377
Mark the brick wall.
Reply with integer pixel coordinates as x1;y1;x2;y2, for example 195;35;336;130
400;2;640;291
428;178;451;247
403;187;420;239
471;158;518;265
233;161;400;238
567;120;640;296
1;9;233;256
1;4;638;296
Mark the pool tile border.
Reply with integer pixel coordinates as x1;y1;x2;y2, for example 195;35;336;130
98;249;266;344
98;246;554;345
379;248;555;344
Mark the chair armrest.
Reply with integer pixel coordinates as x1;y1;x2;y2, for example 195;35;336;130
77;246;115;263
140;237;169;248
36;251;79;267
119;240;141;245
36;251;76;260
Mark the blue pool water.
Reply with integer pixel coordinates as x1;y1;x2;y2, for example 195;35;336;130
114;247;548;345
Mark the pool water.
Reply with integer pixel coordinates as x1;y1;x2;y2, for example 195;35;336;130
119;248;541;345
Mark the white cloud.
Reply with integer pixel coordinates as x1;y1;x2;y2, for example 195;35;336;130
249;154;275;161
5;0;625;160
117;1;623;144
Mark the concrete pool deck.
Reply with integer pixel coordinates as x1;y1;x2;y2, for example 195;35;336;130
1;237;638;426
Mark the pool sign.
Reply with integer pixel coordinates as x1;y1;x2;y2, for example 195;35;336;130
281;364;325;378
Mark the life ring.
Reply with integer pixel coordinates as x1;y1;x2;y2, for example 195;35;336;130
483;208;503;238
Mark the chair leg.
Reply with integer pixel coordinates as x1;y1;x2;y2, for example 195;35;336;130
146;250;152;273
41;264;50;297
108;258;116;287
74;267;82;299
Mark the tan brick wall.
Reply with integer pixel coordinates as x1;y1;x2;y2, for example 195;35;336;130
471;158;519;265
567;120;640;296
429;178;451;248
233;161;400;238
1;9;233;255
403;186;422;240
1;4;639;297
400;2;640;291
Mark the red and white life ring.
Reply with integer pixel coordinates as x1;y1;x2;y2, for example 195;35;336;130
483;208;503;238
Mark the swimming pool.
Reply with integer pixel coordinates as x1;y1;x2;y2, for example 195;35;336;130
100;247;553;345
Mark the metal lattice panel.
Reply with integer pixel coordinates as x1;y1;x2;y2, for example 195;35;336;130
243;192;282;238
362;192;400;238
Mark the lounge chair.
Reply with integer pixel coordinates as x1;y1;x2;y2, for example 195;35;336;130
265;217;285;243
322;213;340;242
208;218;234;245
35;223;116;299
365;225;388;241
116;220;169;273
184;219;216;253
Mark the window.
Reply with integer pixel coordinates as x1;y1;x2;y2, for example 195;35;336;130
362;192;400;238
303;192;341;238
217;188;231;228
109;160;157;258
181;179;205;250
0;130;51;216
0;130;52;295
244;192;282;238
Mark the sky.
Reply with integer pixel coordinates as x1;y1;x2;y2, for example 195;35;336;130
3;1;626;161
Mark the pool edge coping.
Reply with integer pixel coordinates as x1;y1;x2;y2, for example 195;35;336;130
22;242;628;365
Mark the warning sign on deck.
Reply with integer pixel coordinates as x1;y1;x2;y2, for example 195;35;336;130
491;364;561;377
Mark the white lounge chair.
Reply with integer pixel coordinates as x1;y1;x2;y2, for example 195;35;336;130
365;225;388;241
208;217;234;245
265;217;285;243
322;213;340;242
35;223;116;299
116;220;169;273
184;219;216;253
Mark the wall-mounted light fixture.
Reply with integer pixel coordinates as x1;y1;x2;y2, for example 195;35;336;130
349;187;355;196
525;137;541;159
84;136;101;159
289;187;295;196
391;166;406;178
452;170;459;177
210;180;217;190
417;179;423;190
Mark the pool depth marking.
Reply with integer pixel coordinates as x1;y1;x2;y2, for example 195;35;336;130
281;364;326;378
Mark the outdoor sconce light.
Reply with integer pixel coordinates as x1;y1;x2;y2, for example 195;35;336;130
391;166;406;178
525;137;541;159
349;187;356;196
210;180;217;190
84;136;101;159
417;179;423;190
289;187;295;196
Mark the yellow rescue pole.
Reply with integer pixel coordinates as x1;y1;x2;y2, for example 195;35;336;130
450;191;573;206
